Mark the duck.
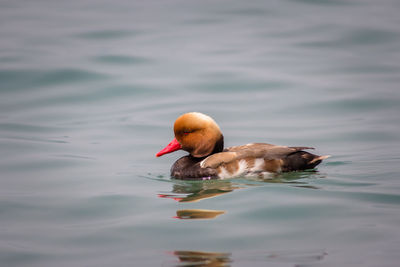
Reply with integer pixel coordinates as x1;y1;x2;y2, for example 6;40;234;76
156;112;329;180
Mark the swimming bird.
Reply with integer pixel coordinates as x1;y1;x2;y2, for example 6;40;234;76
156;112;329;180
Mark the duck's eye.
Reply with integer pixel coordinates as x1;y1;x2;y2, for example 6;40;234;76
183;130;192;135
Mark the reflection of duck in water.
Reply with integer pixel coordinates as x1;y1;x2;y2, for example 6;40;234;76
159;180;239;203
172;251;231;267
158;180;235;219
156;112;329;180
175;209;225;220
169;249;327;266
158;174;320;220
158;172;320;203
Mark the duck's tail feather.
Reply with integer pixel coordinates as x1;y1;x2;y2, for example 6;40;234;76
283;152;330;172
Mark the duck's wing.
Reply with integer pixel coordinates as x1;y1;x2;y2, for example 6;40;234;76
200;143;314;168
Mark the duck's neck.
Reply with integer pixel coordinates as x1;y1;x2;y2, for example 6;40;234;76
188;135;224;160
211;134;224;155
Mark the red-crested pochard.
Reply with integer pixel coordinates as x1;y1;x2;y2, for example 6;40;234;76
156;112;329;180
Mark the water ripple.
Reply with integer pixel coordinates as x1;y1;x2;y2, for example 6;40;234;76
75;30;140;40
291;0;355;6
0;69;110;92
299;28;399;48
93;55;153;65
0;123;63;134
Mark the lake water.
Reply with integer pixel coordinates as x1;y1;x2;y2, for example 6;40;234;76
1;0;400;266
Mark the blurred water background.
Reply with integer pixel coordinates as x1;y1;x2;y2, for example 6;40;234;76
1;0;400;266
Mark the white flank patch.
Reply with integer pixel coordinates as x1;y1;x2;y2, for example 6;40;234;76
250;158;264;172
217;160;248;179
235;160;248;177
217;167;231;179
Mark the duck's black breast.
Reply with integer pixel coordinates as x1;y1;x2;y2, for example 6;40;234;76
171;155;218;180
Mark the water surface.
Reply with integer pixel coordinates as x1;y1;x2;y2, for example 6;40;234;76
1;0;400;266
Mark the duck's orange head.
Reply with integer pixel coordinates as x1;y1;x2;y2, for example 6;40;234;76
156;112;223;158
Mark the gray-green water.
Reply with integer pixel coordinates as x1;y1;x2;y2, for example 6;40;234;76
1;0;400;266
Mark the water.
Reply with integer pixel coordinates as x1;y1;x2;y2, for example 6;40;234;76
1;0;400;266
